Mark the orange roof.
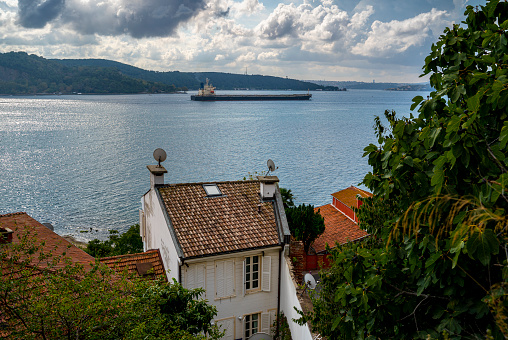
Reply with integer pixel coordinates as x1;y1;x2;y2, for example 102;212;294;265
331;186;372;208
158;181;280;258
100;249;166;280
312;204;369;253
0;212;94;269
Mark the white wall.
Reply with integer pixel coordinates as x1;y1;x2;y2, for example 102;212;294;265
184;248;281;340
280;255;313;340
141;188;180;281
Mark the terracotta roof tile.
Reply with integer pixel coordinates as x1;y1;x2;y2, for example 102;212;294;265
312;204;369;253
159;181;280;258
99;249;166;280
331;186;373;208
0;212;94;269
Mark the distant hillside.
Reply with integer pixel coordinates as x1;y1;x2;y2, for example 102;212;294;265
55;58;327;91
310;80;432;91
0;52;178;95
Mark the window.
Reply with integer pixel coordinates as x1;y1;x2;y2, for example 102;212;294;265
203;184;222;197
244;313;259;338
185;264;206;297
245;256;259;290
243;255;271;295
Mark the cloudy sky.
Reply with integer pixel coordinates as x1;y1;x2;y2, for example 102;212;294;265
0;0;484;82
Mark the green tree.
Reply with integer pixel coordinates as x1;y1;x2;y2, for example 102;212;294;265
285;204;325;253
299;1;508;339
280;187;295;209
85;224;143;258
0;227;221;339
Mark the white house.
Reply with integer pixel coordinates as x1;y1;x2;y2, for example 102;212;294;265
140;164;291;340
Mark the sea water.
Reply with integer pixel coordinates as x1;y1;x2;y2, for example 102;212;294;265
0;90;429;240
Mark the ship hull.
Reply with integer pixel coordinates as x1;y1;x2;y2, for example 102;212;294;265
191;94;312;101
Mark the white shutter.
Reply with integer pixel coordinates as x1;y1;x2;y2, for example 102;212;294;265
196;264;206;297
186;266;195;289
216;261;224;298
261;256;271;292
261;312;271;334
269;310;277;328
216;318;234;340
225;260;235;297
242;259;246;296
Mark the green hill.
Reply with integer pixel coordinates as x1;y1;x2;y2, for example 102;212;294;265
0;52;181;95
54;58;327;91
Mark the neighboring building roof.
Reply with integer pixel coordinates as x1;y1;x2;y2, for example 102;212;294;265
100;249;166;280
331;186;373;208
158;180;281;259
0;212;94;269
312;204;369;253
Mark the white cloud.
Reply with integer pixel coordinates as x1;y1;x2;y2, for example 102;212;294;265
351;8;449;57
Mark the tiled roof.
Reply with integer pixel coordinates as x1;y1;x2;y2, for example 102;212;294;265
331;186;373;208
158;181;280;258
312;204;369;253
0;212;94;269
100;249;166;280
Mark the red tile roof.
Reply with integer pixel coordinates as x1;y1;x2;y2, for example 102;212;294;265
158;181;280;258
0;212;94;269
100;249;166;280
312;204;369;253
331;186;372;208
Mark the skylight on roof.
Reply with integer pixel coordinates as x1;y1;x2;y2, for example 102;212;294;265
203;184;222;197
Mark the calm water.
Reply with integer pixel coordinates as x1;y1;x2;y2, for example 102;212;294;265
0;90;428;240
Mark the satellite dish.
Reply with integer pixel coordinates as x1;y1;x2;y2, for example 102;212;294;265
153;148;167;167
249;333;273;340
266;159;276;175
304;273;317;290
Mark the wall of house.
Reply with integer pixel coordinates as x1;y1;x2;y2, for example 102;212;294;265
183;247;281;340
280;255;313;340
332;197;356;222
141;188;180;281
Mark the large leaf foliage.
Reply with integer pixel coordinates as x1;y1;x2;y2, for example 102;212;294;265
301;1;508;339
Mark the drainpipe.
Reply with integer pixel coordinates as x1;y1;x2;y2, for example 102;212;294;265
179;257;184;284
276;245;283;338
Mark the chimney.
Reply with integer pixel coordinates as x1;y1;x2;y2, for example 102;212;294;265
0;227;14;244
147;165;167;189
257;176;279;200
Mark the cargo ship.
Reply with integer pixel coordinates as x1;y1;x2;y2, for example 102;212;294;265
191;79;312;101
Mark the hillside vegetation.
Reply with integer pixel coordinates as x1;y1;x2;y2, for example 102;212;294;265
0;52;179;95
54;58;329;91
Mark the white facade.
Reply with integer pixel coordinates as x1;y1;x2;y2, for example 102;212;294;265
140;187;181;280
183;248;281;339
140;168;296;339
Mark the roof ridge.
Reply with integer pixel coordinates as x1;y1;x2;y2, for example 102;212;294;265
99;250;159;261
0;212;26;218
159;180;259;188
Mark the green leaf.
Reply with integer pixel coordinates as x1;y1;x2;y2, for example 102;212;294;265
411;96;424;111
466;229;500;265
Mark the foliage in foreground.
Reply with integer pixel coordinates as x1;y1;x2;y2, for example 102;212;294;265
299;1;508;339
84;223;143;258
0;227;221;339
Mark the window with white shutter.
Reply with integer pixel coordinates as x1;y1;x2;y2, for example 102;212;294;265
261;256;271;292
244;313;260;338
260;312;270;334
216;317;235;340
215;259;235;299
185;264;206;297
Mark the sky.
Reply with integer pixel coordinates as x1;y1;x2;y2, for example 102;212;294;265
0;0;485;82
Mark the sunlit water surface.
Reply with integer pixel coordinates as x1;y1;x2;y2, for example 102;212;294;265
0;90;429;240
